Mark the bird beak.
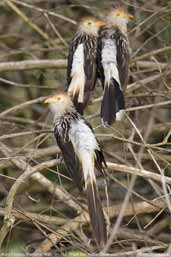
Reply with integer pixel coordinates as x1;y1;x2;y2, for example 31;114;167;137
44;97;54;104
96;21;106;27
128;14;134;20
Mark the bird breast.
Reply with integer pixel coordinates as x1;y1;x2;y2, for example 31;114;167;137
69;119;98;156
102;38;117;64
71;43;84;75
101;38;121;87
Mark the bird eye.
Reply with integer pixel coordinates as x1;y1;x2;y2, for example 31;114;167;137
88;22;92;25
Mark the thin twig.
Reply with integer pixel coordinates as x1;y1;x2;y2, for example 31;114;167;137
33;200;165;255
0;142;82;249
5;0;50;41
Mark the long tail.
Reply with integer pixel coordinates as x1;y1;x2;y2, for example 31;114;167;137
86;178;107;248
101;78;125;127
82;153;107;248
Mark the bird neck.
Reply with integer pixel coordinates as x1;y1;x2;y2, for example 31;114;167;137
49;101;77;123
116;22;128;35
77;29;98;39
54;109;79;124
107;18;128;35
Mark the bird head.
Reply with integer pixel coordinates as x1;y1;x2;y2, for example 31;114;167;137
79;17;106;36
44;91;74;119
107;7;134;32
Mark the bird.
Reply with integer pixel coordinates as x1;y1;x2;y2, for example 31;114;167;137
67;17;106;115
44;91;107;248
98;6;134;126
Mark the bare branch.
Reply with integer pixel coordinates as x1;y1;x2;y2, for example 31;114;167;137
34;200;165;255
0;142;82;249
0;59;67;72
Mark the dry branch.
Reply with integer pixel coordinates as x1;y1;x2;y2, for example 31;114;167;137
2;156;171;190
132;46;171;62
0;59;67;72
117;227;166;247
0;59;169;73
34;200;165;255
127;70;171;93
11;0;77;25
0;129;52;140
0;142;82;249
131;61;170;70
5;0;50;41
0;145;58;170
0;96;46;118
0;207;66;226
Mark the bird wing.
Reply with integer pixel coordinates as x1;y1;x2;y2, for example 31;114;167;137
97;34;105;87
54;126;83;191
83;37;98;92
67;34;97;91
67;32;82;87
67;33;87;113
115;28;130;91
95;149;107;176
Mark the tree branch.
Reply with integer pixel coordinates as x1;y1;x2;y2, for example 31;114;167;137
34;200;165;255
0;142;82;249
0;59;67;72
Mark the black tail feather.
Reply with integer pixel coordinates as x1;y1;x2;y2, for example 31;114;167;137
101;79;125;126
86;179;107;248
73;99;84;115
73;91;92;115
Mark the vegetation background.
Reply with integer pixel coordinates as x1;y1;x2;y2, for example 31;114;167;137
0;0;170;256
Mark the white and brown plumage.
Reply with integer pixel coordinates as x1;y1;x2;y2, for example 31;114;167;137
67;17;106;115
98;7;134;126
44;91;107;248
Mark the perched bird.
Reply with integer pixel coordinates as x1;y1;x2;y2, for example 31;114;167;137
44;91;107;247
98;7;134;126
67;17;106;115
